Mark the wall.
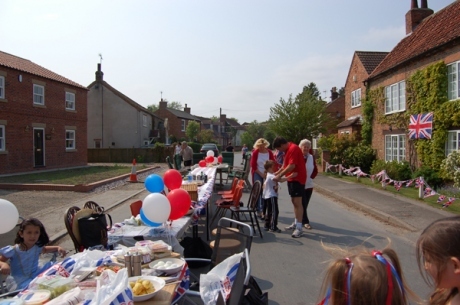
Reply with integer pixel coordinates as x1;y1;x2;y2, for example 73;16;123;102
344;54;368;120
0;68;87;174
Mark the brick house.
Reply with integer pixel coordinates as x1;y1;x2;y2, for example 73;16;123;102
365;0;460;163
87;64;163;148
199;114;245;149
339;52;388;137
0;51;88;175
153;100;201;144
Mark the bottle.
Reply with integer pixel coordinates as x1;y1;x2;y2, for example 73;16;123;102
200;171;204;181
187;170;192;183
124;253;133;277
132;253;142;276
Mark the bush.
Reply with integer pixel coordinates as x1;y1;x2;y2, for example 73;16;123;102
328;134;359;165
370;160;412;181
343;143;376;173
413;166;443;190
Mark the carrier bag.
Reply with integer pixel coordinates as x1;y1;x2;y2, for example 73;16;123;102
78;212;112;248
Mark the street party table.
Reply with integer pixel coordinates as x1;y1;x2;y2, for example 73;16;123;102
108;217;192;255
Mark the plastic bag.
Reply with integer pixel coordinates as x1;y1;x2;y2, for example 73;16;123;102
70;249;112;277
82;268;133;305
200;252;243;305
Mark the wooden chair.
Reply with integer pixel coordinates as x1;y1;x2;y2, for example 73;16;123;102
166;156;174;169
64;206;83;253
226;154;252;189
230;180;263;238
130;200;143;216
83;200;104;213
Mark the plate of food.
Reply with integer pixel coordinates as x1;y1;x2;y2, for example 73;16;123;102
128;276;165;302
149;258;185;275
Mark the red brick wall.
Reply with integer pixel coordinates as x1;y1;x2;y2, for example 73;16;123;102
370;44;460;160
0;68;87;174
344;54;369;120
154;108;187;141
325;96;345;136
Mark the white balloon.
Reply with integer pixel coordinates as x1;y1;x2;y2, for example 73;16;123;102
206;150;215;157
0;199;19;234
142;193;171;223
212;157;218;164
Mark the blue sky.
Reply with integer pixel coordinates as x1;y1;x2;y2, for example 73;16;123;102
0;0;454;124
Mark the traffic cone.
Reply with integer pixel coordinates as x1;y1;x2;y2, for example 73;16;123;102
128;159;138;183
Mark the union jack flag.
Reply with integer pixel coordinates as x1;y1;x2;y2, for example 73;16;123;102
437;195;446;203
443;197;456;208
408;112;433;139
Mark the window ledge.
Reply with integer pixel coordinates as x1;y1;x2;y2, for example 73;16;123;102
385;109;406;115
0;98;7;103
351;104;361;109
65;109;77;113
66;149;77;152
33;104;46;108
0;150;8;154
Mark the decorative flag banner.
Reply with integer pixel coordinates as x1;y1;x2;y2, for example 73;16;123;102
370;175;375;183
408;112;433;139
437;195;446;203
443;198;456;208
415;178;421;188
405;179;414;187
394;181;402;191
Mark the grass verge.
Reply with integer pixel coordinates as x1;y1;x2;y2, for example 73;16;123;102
324;172;460;214
0;165;148;185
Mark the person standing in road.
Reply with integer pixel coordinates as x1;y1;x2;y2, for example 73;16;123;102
241;144;248;165
225;142;234;152
297;139;316;230
180;141;193;167
174;142;182;167
251;138;276;220
263;160;282;233
273;136;306;238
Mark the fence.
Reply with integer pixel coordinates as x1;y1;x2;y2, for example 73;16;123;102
88;147;174;163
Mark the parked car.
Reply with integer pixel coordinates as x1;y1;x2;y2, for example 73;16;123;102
200;143;219;157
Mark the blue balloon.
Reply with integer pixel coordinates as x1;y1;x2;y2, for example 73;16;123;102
139;208;161;227
144;174;165;193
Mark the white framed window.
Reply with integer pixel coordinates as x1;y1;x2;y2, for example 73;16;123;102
447;61;459;101
446;130;460;156
181;119;185;132
66;130;76;150
385;134;406;161
33;84;44;105
142;114;147;127
385;81;405;114
351;88;361;107
312;137;318;150
65;92;75;110
0;76;4;99
0;125;5;151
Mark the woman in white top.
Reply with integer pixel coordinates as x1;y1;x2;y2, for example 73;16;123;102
299;139;314;229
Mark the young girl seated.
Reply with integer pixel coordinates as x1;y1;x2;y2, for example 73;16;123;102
318;245;414;305
416;216;460;305
0;218;67;290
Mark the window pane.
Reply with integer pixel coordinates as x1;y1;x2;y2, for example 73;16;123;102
385;87;391;113
448;63;458;100
391;85;398;112
399;82;405;111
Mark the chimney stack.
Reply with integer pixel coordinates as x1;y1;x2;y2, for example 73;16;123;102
405;0;433;34
95;63;104;82
159;99;167;110
184;103;190;114
330;87;339;101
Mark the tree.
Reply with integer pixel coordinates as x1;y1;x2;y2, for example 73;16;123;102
185;121;200;142
239;121;268;147
441;151;460;187
268;83;330;144
147;100;183;112
240;132;255;149
198;129;215;143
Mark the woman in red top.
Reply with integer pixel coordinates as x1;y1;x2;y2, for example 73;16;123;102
250;138;276;219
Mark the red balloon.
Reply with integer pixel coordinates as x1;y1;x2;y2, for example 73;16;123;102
167;188;192;220
163;169;182;190
217;156;223;163
199;160;206;167
206;156;214;163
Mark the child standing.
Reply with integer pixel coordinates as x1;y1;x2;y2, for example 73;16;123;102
318;245;414;305
416;216;460;305
241;144;248;165
0;218;67;290
263;160;281;233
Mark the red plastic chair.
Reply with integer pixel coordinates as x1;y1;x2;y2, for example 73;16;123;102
130;200;143;217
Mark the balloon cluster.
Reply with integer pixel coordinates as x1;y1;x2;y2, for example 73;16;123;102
198;150;223;167
141;169;192;226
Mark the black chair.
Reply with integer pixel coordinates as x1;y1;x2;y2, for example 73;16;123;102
230;180;263;238
166;156;174;169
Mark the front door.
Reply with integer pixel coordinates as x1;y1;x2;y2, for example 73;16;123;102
34;128;45;167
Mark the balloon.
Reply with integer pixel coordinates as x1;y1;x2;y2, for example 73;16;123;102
206;150;215;157
139;208;161;227
163;169;183;190
206;156;214;163
167;188;192;220
217;155;223;163
142;193;171;224
199;160;206;167
0;199;19;234
212;157;218;164
144;174;164;193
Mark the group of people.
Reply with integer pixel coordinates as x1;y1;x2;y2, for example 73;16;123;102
173;141;193;167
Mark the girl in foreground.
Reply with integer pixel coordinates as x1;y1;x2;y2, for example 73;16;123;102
417;216;460;305
318;244;415;305
0;218;67;290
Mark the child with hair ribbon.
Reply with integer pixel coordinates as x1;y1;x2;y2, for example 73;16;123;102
318;245;415;305
417;215;460;305
0;218;67;290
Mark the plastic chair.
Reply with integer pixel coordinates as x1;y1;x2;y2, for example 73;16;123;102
226;154;252;189
217;177;238;195
64;206;83;253
219;180;244;200
230;180;263;238
210;185;243;228
130;200;143;217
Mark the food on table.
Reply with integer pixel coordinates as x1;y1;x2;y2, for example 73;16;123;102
37;277;75;299
151;260;179;270
129;278;156;296
95;264;121;275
